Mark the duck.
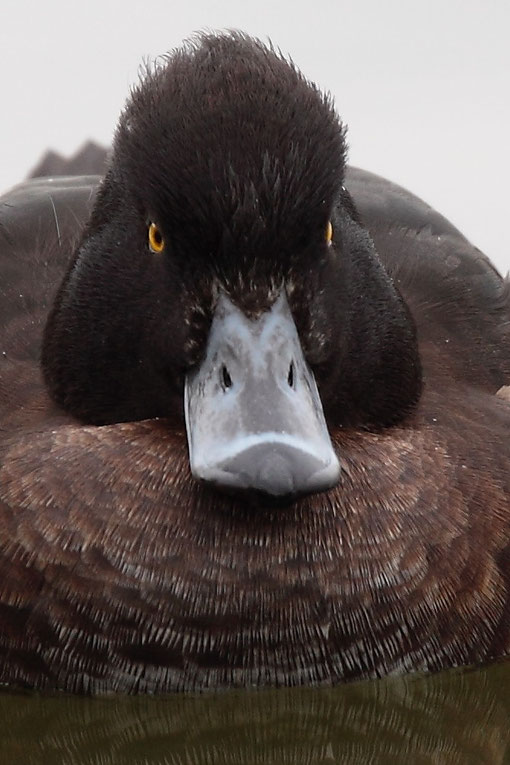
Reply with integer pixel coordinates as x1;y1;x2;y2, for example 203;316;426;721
1;31;510;695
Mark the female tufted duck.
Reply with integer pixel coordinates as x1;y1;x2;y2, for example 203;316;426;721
0;32;509;693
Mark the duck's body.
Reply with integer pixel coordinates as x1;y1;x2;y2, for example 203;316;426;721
1;33;510;693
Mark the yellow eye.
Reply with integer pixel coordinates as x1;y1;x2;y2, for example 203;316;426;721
326;220;333;245
148;222;165;253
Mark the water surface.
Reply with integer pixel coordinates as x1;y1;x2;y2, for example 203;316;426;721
1;661;509;764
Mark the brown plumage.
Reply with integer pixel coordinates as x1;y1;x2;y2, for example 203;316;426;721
0;33;510;693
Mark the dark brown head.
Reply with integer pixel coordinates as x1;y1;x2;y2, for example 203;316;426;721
42;32;422;502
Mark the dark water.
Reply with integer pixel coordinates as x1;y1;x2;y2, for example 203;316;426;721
1;661;509;764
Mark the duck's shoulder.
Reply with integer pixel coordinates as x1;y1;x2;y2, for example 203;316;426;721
0;176;100;423
0;175;100;315
346;166;505;292
346;166;506;289
346;167;469;240
346;167;510;391
0;175;100;256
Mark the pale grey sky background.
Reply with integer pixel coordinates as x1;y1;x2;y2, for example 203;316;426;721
1;0;509;272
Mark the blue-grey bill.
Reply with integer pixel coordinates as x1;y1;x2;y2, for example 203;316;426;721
184;290;340;498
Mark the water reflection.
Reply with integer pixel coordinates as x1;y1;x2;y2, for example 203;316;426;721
1;661;509;764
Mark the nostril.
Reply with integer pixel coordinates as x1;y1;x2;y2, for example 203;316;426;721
287;360;295;389
221;364;233;390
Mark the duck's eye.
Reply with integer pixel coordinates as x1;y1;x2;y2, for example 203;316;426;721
325;220;333;246
148;222;165;253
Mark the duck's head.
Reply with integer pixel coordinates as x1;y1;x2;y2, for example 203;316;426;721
42;32;422;503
